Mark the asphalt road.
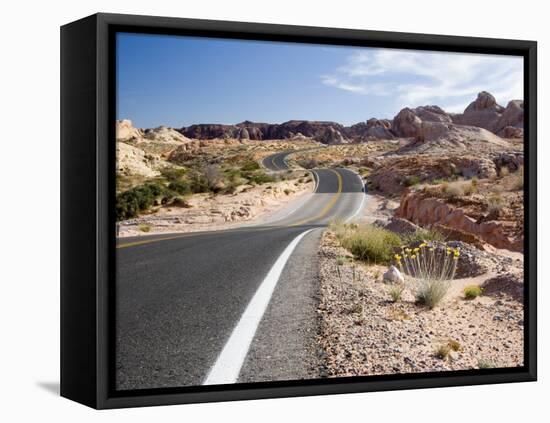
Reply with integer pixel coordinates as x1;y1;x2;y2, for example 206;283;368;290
116;151;366;390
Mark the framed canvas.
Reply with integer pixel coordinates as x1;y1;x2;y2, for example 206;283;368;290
60;13;537;409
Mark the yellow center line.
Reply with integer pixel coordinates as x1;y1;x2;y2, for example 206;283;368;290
116;234;192;249
287;169;343;227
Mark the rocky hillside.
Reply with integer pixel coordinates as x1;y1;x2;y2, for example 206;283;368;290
180;120;349;144
172;91;522;145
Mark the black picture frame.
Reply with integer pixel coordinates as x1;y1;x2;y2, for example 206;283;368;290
61;12;537;409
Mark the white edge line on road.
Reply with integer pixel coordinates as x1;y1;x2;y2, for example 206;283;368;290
203;228;316;386
345;171;368;223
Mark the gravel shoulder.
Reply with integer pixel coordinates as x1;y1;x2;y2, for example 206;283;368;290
238;229;325;383
317;230;524;377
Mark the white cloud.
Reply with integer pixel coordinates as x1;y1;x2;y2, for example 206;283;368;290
321;48;523;113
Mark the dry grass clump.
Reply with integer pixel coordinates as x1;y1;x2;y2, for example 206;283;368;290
477;359;495;369
435;340;461;360
388;283;405;302
139;224;152;233
435;344;451;359
330;221;401;264
441;179;477;199
402;228;446;245
487;192;504;212
511;166;524;190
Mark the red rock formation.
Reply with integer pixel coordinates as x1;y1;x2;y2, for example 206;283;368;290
396;192;523;252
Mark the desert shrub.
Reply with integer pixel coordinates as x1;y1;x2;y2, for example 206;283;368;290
139;224;151;233
340;224;402;264
435;344;451;360
464;285;483;299
512;166;524;190
240;160;260;172
416;279;451;309
204;164;224;192
402;228;446;245
160;167;186;181
248;171;275;185
500;166;510;177
388;284;405;302
448;340;461;352
487;192;504;213
167;181;191;195
187;170;210;193
443;181;465;199
116;183;167;220
405;175;421;187
283;188;292;195
396;243;459;309
478;359;495;369
462;179;478;196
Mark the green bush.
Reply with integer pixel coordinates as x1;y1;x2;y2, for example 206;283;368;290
116;183;167;221
187;171;210;193
464;285;483;299
168;181;191;195
405;175;421;187
339;224;402;264
247;171;275;185
240;160;260;172
160;167;187;181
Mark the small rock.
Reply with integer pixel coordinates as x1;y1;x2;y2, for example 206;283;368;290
383;265;404;284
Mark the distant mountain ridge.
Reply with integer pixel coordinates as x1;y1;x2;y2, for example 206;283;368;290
119;91;523;145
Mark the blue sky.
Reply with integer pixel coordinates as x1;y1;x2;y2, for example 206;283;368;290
117;32;523;129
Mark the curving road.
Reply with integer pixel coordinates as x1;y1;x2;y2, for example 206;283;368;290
116;151;366;390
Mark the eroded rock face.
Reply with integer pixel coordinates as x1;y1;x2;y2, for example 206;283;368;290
414;105;453;123
116;142;160;177
493;151;524;172
365;118;395;139
179;120;348;143
396;192;523;252
116;119;143;140
495;100;524;135
317;126;346;144
451;92;524;136
391;108;423;138
143;125;191;143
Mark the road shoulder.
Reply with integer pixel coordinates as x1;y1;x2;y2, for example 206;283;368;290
238;228;326;383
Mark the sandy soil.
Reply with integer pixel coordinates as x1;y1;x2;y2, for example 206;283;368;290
317;230;524;377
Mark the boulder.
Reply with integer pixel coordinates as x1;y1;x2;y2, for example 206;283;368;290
384;217;421;235
383;265;405;284
494;100;524;135
452;91;508;133
414;105;453;123
391;108;423;138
